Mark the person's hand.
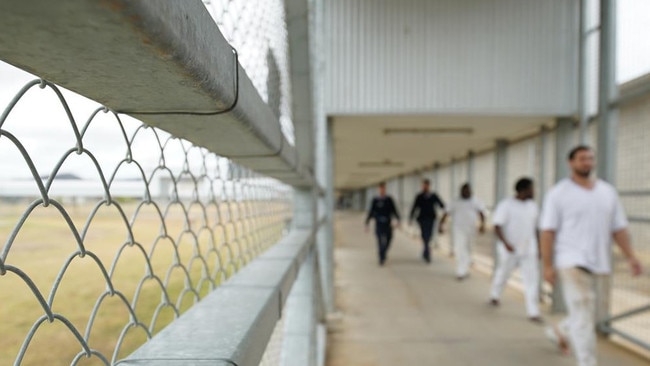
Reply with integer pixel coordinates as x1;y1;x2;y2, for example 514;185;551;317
504;243;515;253
478;224;486;234
544;265;556;287
629;257;643;276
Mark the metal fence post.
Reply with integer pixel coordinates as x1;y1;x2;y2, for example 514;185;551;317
596;0;619;330
494;139;508;272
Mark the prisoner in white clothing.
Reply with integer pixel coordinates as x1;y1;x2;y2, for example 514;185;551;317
489;197;540;317
540;178;628;274
541;178;628;366
447;197;485;233
447;197;485;277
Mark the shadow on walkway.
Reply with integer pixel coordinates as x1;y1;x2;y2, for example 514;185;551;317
326;211;648;366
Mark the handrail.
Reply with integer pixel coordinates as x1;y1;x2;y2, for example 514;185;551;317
118;219;324;366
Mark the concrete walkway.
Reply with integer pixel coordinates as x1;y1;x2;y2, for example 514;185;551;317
326;212;648;366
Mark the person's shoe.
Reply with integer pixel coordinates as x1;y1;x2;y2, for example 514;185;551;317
456;275;467;281
544;325;570;355
490;298;500;306
422;252;431;263
528;316;544;324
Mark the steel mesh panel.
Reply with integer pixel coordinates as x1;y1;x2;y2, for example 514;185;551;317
0;75;292;365
612;95;650;346
203;0;295;145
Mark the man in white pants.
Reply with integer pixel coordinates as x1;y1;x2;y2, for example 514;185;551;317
439;183;485;280
489;177;542;322
540;145;642;366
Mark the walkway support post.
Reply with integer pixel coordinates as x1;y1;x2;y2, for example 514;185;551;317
552;117;576;313
596;0;619;330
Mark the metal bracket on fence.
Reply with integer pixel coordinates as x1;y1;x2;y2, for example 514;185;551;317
598;303;650;351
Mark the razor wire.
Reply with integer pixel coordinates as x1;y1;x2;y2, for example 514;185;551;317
0;77;293;365
202;0;295;146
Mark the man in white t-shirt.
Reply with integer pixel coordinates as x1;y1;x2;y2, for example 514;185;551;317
439;183;485;280
540;145;642;366
489;177;542;322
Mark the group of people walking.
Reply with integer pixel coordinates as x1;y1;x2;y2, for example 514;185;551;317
364;145;643;366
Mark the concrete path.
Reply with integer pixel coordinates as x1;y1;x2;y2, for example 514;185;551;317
326;212;649;366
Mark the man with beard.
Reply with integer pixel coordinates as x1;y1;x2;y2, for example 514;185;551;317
540;145;642;366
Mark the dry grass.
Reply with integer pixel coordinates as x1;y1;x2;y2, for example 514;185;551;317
0;199;277;366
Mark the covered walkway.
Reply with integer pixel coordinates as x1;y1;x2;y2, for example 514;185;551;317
326;212;648;366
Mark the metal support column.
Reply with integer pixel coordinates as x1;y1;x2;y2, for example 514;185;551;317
555;118;575;181
433;163;440;192
467;151;475;187
495;140;508;203
596;0;619;329
551;117;576;313
578;0;590;144
538;126;549;204
494;140;508;272
450;158;457;200
398;175;405;217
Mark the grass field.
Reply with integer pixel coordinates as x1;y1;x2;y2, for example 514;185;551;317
0;199;287;365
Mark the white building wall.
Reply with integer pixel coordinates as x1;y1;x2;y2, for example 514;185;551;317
324;0;578;115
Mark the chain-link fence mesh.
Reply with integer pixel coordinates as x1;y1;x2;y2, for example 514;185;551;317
0;68;293;364
202;0;295;146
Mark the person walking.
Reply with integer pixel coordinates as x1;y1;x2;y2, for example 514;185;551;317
489;177;542;322
409;178;445;263
438;183;485;280
365;182;401;266
540;145;643;366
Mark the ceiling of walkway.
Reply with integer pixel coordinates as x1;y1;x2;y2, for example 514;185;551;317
332;115;554;189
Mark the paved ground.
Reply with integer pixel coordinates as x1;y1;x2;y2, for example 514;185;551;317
326;212;649;366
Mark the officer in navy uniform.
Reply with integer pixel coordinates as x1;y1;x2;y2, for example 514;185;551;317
365;182;401;265
409;179;445;263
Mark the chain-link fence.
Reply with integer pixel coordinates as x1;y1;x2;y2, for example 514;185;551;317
0;68;292;365
203;0;295;146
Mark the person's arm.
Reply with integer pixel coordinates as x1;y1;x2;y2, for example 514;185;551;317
438;213;448;234
365;199;375;232
613;228;643;276
540;230;556;286
536;229;541;259
436;195;445;210
409;195;419;223
391;197;401;227
494;225;514;252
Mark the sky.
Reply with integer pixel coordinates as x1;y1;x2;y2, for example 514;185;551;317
1;0;650;180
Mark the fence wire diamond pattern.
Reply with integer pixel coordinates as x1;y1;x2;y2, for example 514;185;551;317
0;78;292;365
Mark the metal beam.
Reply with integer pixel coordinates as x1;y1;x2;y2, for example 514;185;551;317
0;0;311;186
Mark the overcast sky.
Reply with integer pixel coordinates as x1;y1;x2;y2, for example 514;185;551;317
1;1;650;180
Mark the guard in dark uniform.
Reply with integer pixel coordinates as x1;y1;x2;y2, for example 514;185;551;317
409;179;445;263
365;182;401;265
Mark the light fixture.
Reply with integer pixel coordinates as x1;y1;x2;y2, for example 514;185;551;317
358;159;404;168
383;127;473;135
